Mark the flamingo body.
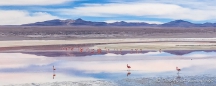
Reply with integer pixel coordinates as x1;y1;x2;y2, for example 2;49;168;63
127;64;131;71
176;67;181;72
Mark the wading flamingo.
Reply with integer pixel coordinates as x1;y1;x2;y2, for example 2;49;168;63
79;47;83;52
127;64;131;71
176;67;181;74
97;48;102;54
53;74;56;79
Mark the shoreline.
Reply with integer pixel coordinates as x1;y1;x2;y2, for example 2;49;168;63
1;38;216;52
1;38;216;47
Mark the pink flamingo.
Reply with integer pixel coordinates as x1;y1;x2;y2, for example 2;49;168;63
119;49;122;54
69;47;74;51
79;47;83;52
97;48;102;54
53;74;56;79
127;64;131;71
135;49;138;53
62;47;68;51
176;67;181;73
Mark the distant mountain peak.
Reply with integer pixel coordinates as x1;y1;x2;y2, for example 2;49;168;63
75;18;84;21
161;20;194;27
168;20;192;23
21;19;216;27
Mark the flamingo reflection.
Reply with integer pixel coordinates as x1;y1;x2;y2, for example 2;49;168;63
119;49;122;54
176;72;181;79
127;71;131;77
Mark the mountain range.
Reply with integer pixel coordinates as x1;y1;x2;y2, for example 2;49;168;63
21;18;216;27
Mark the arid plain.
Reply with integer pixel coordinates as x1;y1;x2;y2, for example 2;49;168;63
0;26;216;52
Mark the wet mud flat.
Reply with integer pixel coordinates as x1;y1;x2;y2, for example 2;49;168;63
4;76;216;86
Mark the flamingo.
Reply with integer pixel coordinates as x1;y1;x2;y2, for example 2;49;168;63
97;48;102;54
70;47;74;51
135;49;138;53
127;64;131;71
79;47;83;52
176;67;181;73
62;47;68;51
53;74;56;79
159;49;162;53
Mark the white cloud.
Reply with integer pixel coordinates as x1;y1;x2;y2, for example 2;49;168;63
58;58;216;74
0;10;60;25
0;53;56;68
59;2;216;21
0;0;73;5
104;20;163;24
0;73;97;85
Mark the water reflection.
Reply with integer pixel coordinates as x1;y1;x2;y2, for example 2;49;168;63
127;71;131;77
0;50;216;85
176;72;181;79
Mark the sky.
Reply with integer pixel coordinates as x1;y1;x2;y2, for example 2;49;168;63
1;0;216;25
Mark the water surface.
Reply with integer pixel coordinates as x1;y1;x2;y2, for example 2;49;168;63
1;51;216;86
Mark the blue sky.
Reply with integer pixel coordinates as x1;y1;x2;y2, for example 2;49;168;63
1;0;216;25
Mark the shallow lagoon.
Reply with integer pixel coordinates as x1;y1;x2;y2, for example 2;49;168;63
0;51;216;86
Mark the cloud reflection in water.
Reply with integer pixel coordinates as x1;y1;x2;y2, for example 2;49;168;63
0;51;216;85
